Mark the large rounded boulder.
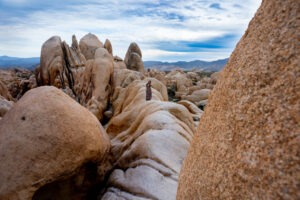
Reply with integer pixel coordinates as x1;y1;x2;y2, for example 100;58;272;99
0;86;110;200
177;0;300;199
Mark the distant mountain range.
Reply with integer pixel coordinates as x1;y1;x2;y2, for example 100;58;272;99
144;58;228;71
0;56;227;72
0;56;39;70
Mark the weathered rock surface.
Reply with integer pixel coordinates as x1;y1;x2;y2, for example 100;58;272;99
177;0;300;199
62;35;86;68
110;68;145;109
113;56;127;69
0;79;12;100
76;48;114;121
0;68;36;100
0;95;13;118
124;42;144;72
145;69;167;85
182;89;211;104
0;86;110;200
178;100;203;119
79;33;104;60
99;77;195;199
104;39;113;56
165;70;193;101
40;36;65;86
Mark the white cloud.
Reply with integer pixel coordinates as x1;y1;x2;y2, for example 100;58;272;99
0;0;262;61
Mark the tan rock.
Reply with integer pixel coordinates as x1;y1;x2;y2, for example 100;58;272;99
177;0;300;199
101;79;195;200
104;39;113;56
146;69;167;85
182;89;211;103
76;48;114;121
210;71;220;84
40;36;65;86
197;99;208;109
0;68;35;100
127;52;144;73
62;35;86;68
0;86;110;200
113;56;127;69
112;78;168;117
0;80;12;100
0;95;13;118
165;70;193;97
124;42;142;66
178;100;203;116
110;69;145;107
79;33;103;60
186;71;200;83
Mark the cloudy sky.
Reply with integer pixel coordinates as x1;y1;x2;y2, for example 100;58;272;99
0;0;261;61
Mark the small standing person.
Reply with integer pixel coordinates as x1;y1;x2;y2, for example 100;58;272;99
146;80;152;101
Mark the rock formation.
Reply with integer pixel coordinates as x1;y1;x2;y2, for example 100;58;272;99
165;70;193;100
124;42;144;72
182;88;211;104
113;56;127;69
145;69;167;85
0;68;36;100
62;35;86;68
79;33;104;60
38;34;115;121
0;86;110;200
0;95;13;119
104;39;113;56
177;0;300;199
178;100;203;125
0;79;12;100
76;48;114;121
40;36;65;86
100;77;195;199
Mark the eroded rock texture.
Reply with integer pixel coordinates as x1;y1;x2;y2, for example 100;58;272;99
76;48;114;121
0;79;12;100
177;0;300;199
40;36;65;86
0;86;110;200
38;34;116;121
124;42;144;73
0;95;13;119
99;76;195;199
0;68;36;100
79;33;104;60
104;39;113;56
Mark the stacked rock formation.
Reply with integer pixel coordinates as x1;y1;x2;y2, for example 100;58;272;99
37;34;124;121
177;0;300;199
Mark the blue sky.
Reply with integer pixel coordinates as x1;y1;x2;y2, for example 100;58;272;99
0;0;261;61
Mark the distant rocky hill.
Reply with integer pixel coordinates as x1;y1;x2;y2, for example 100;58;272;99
0;56;39;70
0;55;227;71
144;58;228;71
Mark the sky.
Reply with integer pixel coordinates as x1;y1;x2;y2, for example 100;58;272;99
0;0;262;61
